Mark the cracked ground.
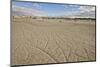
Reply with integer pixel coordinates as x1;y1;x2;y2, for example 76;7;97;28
11;17;96;66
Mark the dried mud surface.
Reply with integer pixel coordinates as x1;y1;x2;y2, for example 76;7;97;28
12;17;96;66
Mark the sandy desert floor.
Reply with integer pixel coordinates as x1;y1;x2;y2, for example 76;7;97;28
11;17;96;66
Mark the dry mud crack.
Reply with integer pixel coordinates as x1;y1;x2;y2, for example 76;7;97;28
12;18;96;65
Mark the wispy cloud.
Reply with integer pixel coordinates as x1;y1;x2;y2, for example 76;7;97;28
66;5;95;18
12;1;95;18
79;6;95;12
32;3;42;9
12;2;45;16
12;5;46;16
77;6;95;18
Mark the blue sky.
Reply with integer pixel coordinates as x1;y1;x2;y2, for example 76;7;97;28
12;1;95;18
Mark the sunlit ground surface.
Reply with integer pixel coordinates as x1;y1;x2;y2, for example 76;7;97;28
12;17;96;66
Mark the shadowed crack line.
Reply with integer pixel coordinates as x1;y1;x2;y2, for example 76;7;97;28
84;48;90;60
34;46;58;63
53;32;68;62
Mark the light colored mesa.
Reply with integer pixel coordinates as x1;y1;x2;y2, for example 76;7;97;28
12;16;96;66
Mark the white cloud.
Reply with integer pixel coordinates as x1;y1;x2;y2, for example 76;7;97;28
79;5;95;13
32;3;42;9
61;4;95;18
12;5;45;16
68;5;96;18
77;6;95;18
